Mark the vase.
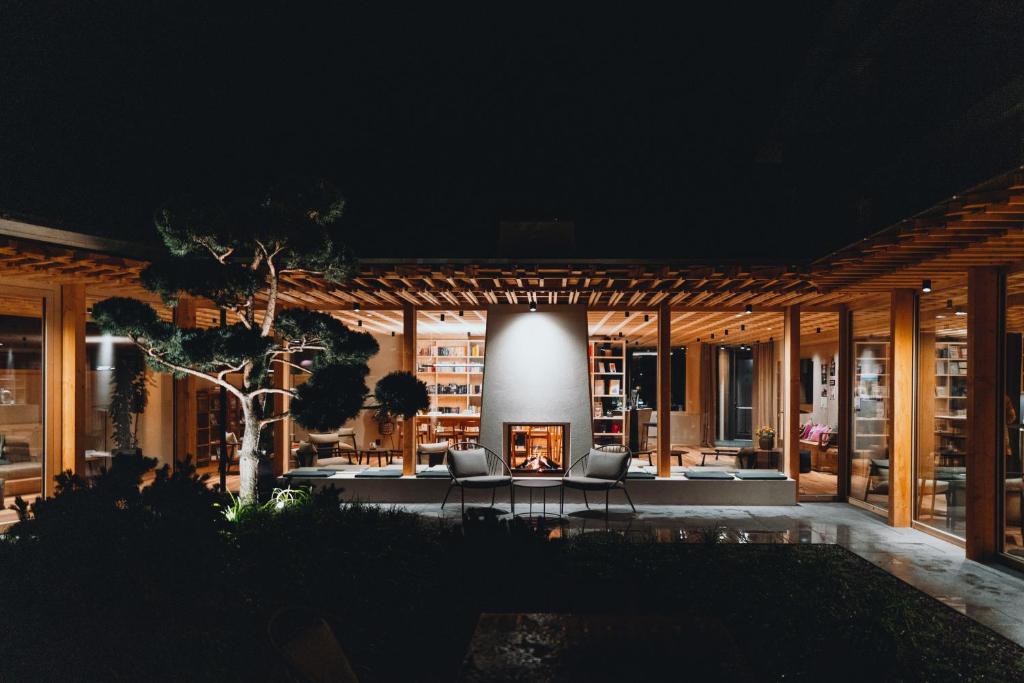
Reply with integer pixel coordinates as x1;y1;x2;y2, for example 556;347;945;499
758;435;775;450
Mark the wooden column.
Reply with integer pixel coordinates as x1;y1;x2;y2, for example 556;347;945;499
889;289;916;527
656;302;672;477
172;296;197;468
401;304;417;476
966;267;1001;560
782;305;800;490
837;307;852;499
60;284;87;475
271;353;292;476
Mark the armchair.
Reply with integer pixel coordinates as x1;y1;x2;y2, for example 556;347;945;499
561;444;636;517
441;441;514;514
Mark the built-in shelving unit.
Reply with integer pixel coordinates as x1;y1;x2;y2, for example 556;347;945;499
416;338;485;416
934;340;967;465
853;340;890;454
589;339;626;446
196;388;241;467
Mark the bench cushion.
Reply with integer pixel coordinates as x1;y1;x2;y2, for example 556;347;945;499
734;470;788;480
456;475;511;488
684;470;734;480
563;476;621;490
416;466;452;479
284;468;337;478
354;468;404;478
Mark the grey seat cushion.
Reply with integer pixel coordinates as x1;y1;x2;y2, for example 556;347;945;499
563;476;621;490
584;449;628;480
416;466;452;479
626;470;656;480
684;470;734;480
355;468;404;478
456;475;511;488
284;467;337;478
734;470;788;480
448;448;489;478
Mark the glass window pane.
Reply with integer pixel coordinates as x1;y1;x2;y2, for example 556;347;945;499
1004;273;1024;560
916;283;968;537
851;305;891;511
0;296;45;526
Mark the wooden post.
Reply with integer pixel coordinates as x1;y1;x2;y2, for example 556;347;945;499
172;296;197;469
271;353;292;476
401;304;417;476
656;301;672;477
889;289;916;527
966;267;1001;560
60;284;87;476
837;307;852;500
782;305;800;490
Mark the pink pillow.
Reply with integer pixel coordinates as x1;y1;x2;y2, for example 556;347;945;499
800;424;813;439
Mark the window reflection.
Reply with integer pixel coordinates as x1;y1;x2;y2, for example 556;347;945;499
1004;273;1024;560
850;305;891;511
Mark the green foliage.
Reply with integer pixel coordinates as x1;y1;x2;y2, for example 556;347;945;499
290;362;371;431
275;309;379;366
141;258;262;307
373;370;430;420
109;345;148;450
91;296;170;341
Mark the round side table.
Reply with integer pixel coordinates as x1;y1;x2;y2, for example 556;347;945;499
512;478;564;518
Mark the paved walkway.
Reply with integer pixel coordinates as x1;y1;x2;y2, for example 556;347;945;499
400;501;1024;646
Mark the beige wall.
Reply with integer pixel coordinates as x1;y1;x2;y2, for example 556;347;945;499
802;340;839;427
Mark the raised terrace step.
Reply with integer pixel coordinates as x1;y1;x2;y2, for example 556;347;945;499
281;470;797;506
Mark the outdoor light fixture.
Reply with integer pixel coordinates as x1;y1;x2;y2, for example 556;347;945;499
357;320;362;327
816;327;821;333
391;331;395;336
740;324;746;331
353;303;361;312
529;301;537;312
459;309;464;317
922;279;932;293
440;313;445;322
745;304;752;314
624;311;630;318
724;329;729;336
711;333;715;339
696;337;701;342
644;314;650;322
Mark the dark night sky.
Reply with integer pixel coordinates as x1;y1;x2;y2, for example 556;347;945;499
2;2;1023;261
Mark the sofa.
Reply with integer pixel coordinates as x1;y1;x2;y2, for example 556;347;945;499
799;423;838;473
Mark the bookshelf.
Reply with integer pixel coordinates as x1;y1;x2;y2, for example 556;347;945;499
590;339;626;446
853;340;890;454
196;388;241;466
933;340;967;465
416;338;485;416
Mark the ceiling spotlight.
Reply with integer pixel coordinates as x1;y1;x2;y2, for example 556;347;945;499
459;309;464;317
744;304;752;314
816;327;821;334
467;331;471;338
529;301;537;312
440;313;445;322
946;299;954;309
696;337;701;342
711;333;715;339
740;324;746;331
644;314;650;322
391;331;395;336
921;279;932;293
357;319;362;327
618;331;624;337
724;329;729;336
624;311;630;318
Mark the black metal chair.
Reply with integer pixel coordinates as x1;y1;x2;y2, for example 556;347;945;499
441;441;514;515
561;444;636;517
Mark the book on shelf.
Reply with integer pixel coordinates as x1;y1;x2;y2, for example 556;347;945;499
608;379;621;395
608;361;617;373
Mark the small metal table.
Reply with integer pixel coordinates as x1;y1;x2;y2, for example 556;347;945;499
512;478;564;518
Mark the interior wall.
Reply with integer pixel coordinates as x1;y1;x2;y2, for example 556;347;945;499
136;370;173;466
802;340;839;427
480;304;592;467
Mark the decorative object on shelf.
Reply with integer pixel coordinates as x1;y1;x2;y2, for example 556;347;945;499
756;424;776;450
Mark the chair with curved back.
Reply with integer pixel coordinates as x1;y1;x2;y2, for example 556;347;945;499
442;441;514;514
561;443;636;517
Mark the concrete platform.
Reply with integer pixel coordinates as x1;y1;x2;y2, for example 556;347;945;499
284;471;797;506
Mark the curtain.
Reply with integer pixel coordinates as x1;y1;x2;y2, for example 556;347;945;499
699;343;718;447
751;341;776;441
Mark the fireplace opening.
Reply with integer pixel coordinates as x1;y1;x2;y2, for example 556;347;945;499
505;423;568;475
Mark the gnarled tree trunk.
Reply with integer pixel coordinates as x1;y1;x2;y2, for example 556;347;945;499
237;399;262;504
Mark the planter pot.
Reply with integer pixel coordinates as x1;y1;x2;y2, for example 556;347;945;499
758;436;775;450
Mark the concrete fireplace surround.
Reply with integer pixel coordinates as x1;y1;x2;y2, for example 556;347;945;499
478;304;593;470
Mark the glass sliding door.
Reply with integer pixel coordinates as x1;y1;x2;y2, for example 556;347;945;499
1004;272;1024;562
0;295;46;526
916;281;968;538
850;305;891;512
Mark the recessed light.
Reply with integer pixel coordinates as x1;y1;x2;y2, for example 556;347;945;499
745;304;752;314
921;279;932;293
353;302;361;312
529;301;537;312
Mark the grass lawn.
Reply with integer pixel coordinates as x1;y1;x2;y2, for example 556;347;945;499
2;488;1022;681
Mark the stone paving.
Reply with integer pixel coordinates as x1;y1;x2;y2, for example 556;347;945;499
399;501;1024;647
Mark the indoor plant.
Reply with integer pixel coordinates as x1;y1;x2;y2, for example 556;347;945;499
756;425;776;450
109;346;149;455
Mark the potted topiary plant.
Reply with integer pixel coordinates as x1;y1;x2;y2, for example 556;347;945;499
756;425;776;450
